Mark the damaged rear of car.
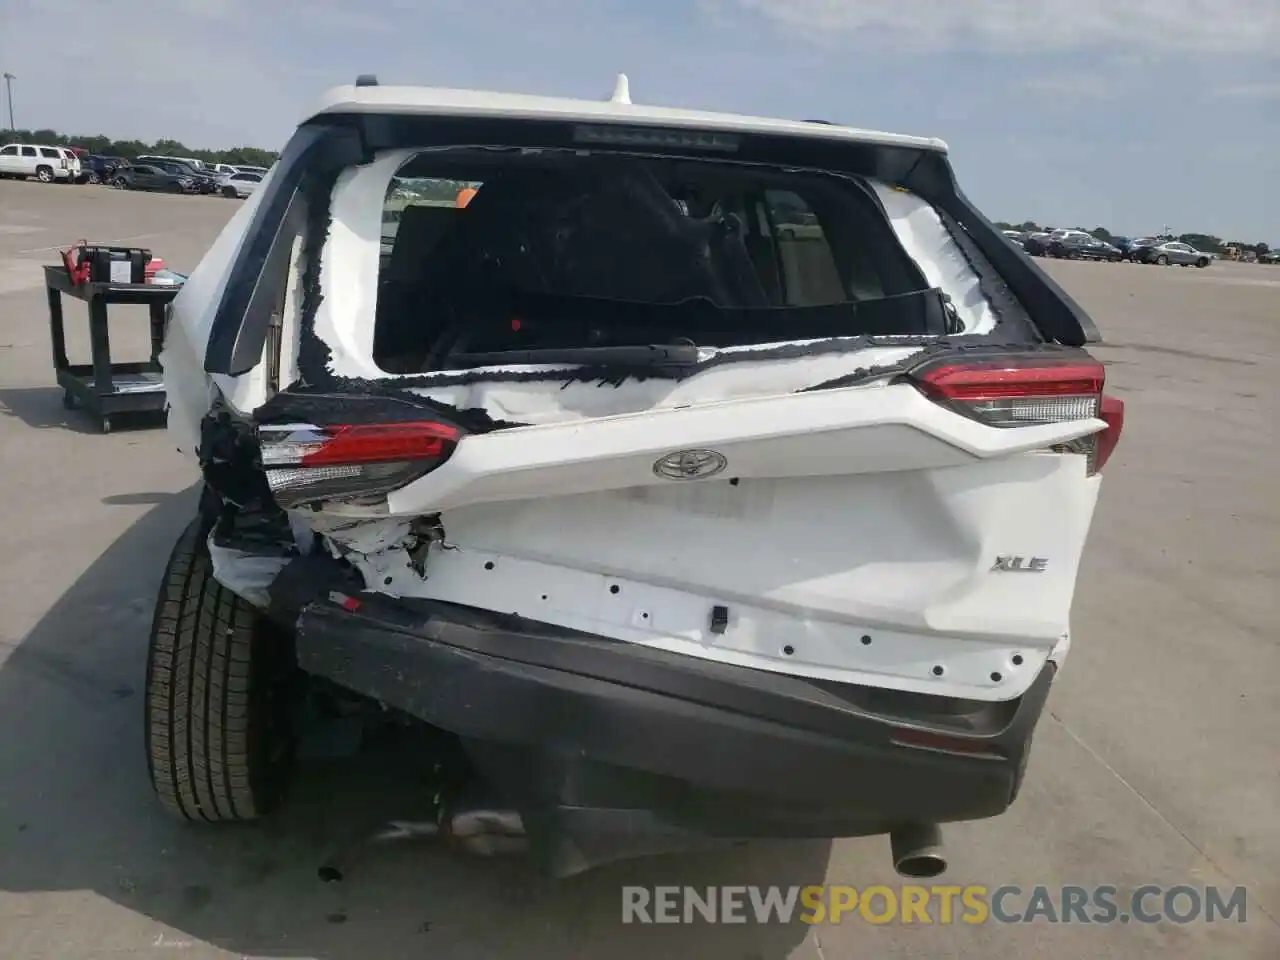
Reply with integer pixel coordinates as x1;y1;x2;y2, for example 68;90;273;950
148;79;1120;878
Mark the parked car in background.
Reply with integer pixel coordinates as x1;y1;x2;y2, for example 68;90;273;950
1021;232;1053;256
57;147;83;182
1136;240;1212;267
113;162;189;193
1047;234;1122;261
211;163;266;177
771;202;824;239
1118;237;1157;262
136;154;208;174
153;160;219;194
0;143;79;182
217;170;263;198
82;154;125;184
1047;229;1094;243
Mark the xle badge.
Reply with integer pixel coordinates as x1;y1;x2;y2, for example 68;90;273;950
992;556;1049;573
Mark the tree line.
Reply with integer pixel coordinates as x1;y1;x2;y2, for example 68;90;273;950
994;221;1270;257
5;126;1270;253
4;128;279;170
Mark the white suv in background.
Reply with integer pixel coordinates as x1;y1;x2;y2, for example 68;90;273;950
60;148;82;182
0;143;80;182
1047;229;1093;243
216;169;264;198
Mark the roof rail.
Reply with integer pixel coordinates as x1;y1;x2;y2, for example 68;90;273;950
355;74;379;87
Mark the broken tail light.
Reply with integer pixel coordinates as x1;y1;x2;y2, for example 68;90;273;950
907;353;1123;474
258;420;461;508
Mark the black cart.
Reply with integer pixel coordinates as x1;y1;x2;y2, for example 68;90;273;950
44;264;180;434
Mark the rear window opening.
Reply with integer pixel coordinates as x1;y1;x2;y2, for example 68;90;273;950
372;150;962;375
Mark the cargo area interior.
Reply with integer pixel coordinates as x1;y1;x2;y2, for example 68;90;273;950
372;151;959;374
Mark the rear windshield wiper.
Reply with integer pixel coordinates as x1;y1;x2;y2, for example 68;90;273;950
442;343;702;370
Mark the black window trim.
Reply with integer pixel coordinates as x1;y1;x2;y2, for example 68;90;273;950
202;114;1097;378
204;122;365;375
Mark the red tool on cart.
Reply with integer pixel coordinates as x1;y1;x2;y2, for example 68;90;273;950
60;239;162;286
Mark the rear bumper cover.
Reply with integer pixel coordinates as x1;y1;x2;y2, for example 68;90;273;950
292;590;1055;872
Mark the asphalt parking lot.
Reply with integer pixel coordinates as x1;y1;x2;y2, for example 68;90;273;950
0;179;1276;960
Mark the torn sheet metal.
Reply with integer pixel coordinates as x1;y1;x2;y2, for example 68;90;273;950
208;541;291;608
399;344;929;425
206;513;316;608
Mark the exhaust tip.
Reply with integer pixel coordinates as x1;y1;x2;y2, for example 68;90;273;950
890;824;947;879
894;850;949;879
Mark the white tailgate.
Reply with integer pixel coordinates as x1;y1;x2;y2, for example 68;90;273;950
313;382;1104;703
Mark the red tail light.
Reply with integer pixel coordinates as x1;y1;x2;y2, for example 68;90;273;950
259;420;461;508
907;353;1123;474
1095;394;1124;472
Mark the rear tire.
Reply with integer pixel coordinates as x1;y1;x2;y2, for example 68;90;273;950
1156;254;1169;266
114;176;128;189
222;185;238;198
36;165;54;183
144;517;297;822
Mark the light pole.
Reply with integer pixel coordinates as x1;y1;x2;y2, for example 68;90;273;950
2;73;14;131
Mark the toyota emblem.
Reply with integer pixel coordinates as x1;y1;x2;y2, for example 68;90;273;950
653;449;729;481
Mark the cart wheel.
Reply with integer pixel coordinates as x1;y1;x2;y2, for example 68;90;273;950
61;388;78;410
101;416;113;435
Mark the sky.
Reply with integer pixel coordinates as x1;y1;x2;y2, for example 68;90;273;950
2;0;1278;241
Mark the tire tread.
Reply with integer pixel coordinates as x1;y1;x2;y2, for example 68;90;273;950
144;519;274;822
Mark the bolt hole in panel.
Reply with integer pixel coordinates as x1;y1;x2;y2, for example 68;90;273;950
357;546;1051;699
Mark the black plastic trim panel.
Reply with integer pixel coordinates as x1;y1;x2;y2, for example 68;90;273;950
204;114;1100;385
290;590;1055;826
204;122;366;376
899;153;1101;344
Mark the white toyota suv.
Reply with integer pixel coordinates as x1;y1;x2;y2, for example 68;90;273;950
0;143;80;182
149;75;1123;879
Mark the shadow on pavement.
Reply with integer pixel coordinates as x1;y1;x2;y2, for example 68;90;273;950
0;386;100;434
0;385;165;434
0;487;831;959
